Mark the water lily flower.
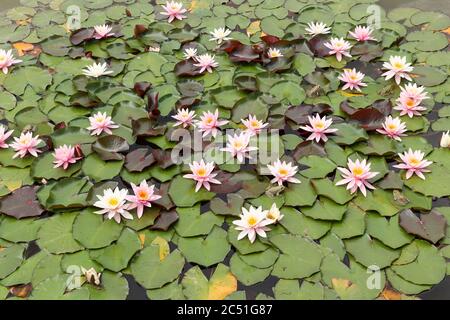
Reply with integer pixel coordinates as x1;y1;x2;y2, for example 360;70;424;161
53;145;82;170
196;109;228;138
209;27;232;44
81;267;101;286
267;48;283;59
183;47;197;60
126;180;162;218
376;116;407;141
172;108;196;128
349;25;376;42
148;46;161;52
338;68;367;92
393;149;432;180
193;54;219;73
335;158;379;197
399;83;428;102
82;62;113;78
0;125;13;148
87;112;119;136
267;159;301;186
394;95;426;118
94;187;132;223
183;159;221;192
161;1;187;23
305;21;331;36
300;114;338;143
265;203;283;224
0;49;22;74
441;131;450;148
10;132;42;159
221;132;258;163
232;206;272;243
241;114;268;136
382;56;413;85
324;37;352;61
93;24;114;39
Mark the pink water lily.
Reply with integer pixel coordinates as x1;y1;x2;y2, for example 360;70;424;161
324;37;352;61
183;159;221;192
349;25;376;42
393;149;432;180
394;95;426;118
232;206;272;243
93;24;114;39
194;54;219;73
172;108;196;128
0;125;13;148
0;49;22;74
241;115;268;136
382;56;413;85
376;116;407;141
196;109;228;138
161;1;187;23
126;180;162;218
53;145;82;170
10;132;42;159
267;159;301;186
399;83;428;101
87;112;119;136
336;158;379;197
338;68;367;92
94;187;131;223
221;132;258;163
300;114;338;143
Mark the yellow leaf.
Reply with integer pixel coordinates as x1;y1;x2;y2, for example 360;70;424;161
189;0;209;12
379;288;403;300
15;18;31;26
2;180;22;192
339;90;364;97
331;278;359;299
207;264;237;300
13;42;34;56
138;233;146;248
247;20;261;37
441;27;450;35
151;236;170;261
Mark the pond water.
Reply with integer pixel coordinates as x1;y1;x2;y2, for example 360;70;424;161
0;0;449;301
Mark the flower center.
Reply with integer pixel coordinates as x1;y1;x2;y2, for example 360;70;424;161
233;141;243;149
278;168;288;176
0;56;6;63
315;122;325;129
405;99;415;108
205;117;214;124
387;124;397;130
409;157;420;166
108;198;119;207
137;190;148;200
394;62;404;69
352;167;364;176
350;75;358;81
96;117;105;123
251;120;260;128
267;212;276;220
196;168;207;177
247;216;257;226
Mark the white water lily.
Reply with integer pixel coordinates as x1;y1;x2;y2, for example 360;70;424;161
305;21;331;36
209;27;232;44
441;131;450;148
266;203;283;223
82;62;113;78
183;47;197;60
94;187;132;223
232;206;272;243
267;48;283;58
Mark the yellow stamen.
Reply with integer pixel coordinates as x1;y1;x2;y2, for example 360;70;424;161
352;167;364;176
196;168;207;177
247;217;257;226
108;198;119;206
278;168;288;176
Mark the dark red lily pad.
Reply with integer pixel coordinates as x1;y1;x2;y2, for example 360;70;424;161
0;186;44;219
125;148;155;172
399;209;447;244
150;209;179;231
